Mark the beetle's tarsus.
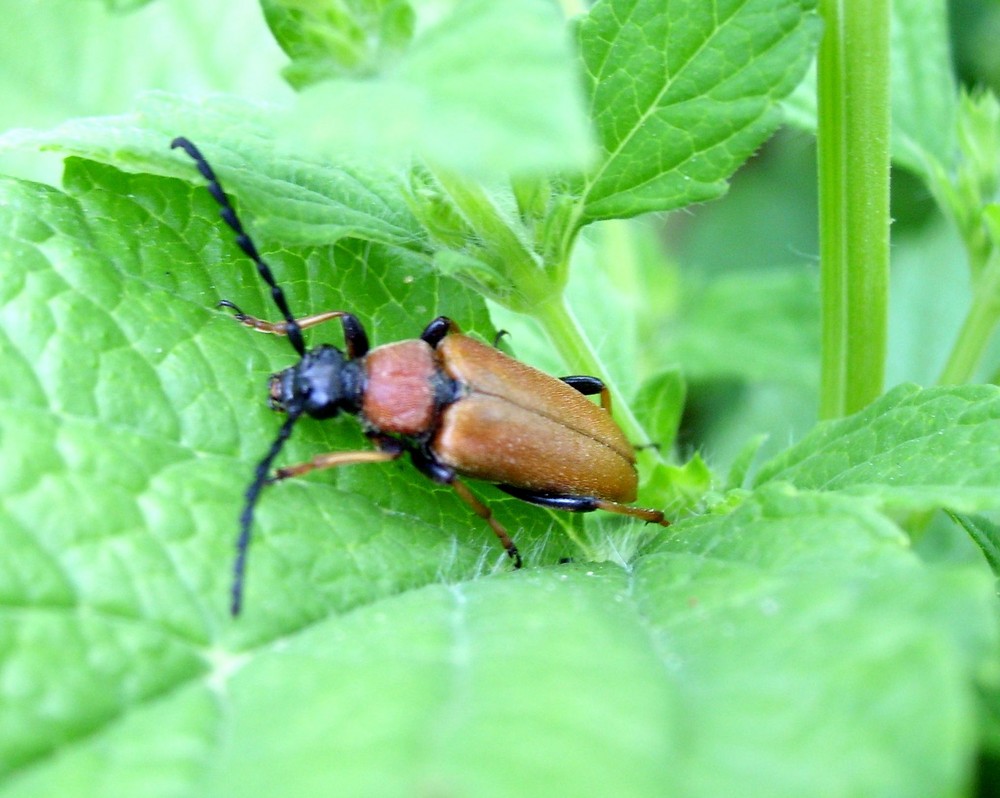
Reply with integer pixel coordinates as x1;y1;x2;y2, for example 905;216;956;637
217;299;248;320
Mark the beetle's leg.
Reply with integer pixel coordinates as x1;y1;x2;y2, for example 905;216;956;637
270;449;400;481
410;445;522;568
591;498;670;526
420;316;459;347
491;329;509;348
450;479;523;568
560;375;613;414
218;301;370;358
270;436;404;482
498;485;670;527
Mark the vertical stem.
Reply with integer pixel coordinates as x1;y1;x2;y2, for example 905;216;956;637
817;0;892;417
817;0;848;418
939;251;1000;383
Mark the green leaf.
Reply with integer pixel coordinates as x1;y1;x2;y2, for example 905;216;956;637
633;368;685;450
206;567;691;797
285;0;594;179
755;383;1000;513
0;158;577;784
636;485;996;796
725;433;768;490
0;92;425;250
637;454;713;519
5;469;992;795
890;0;958;175
261;0;415;88
570;0;821;226
949;512;1000;577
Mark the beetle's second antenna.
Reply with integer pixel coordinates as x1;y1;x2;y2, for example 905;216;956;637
171;137;306;358
231;407;303;615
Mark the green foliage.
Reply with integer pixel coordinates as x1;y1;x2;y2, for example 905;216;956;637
571;0;820;226
261;0;415;87
756;384;1000;511
283;0;594;179
1;1;1000;797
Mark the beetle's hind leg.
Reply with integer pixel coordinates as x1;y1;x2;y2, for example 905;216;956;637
591;498;670;526
560;375;613;414
498;485;670;527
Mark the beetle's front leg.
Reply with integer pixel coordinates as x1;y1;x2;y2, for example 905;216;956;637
218;301;370;358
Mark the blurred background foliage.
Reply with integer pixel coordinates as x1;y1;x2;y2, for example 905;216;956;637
667;0;1000;468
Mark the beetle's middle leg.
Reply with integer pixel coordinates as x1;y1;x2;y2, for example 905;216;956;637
561;375;613;414
419;316;459;347
450;479;523;568
409;446;522;568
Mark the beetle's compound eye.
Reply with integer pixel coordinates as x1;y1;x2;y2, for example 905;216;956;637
267;370;294;413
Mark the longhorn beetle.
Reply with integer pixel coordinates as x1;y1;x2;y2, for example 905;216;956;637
171;137;670;615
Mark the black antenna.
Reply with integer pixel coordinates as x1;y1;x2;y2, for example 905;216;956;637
170;137;306;357
173;137;310;615
232;408;303;615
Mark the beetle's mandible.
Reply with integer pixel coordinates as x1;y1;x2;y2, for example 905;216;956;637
171;137;670;615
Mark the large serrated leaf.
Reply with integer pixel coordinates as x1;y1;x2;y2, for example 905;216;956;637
0;92;425;251
636;485;996;797
0;158;575;787
755;383;1000;513
4;477;992;796
284;0;594;178
571;0;821;225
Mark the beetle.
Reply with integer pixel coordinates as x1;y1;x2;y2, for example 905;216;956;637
171;137;670;615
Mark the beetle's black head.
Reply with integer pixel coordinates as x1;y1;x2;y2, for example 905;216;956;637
268;345;362;420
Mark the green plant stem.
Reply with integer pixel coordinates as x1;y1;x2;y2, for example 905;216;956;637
939;252;1000;383
816;0;892;417
533;294;656;462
